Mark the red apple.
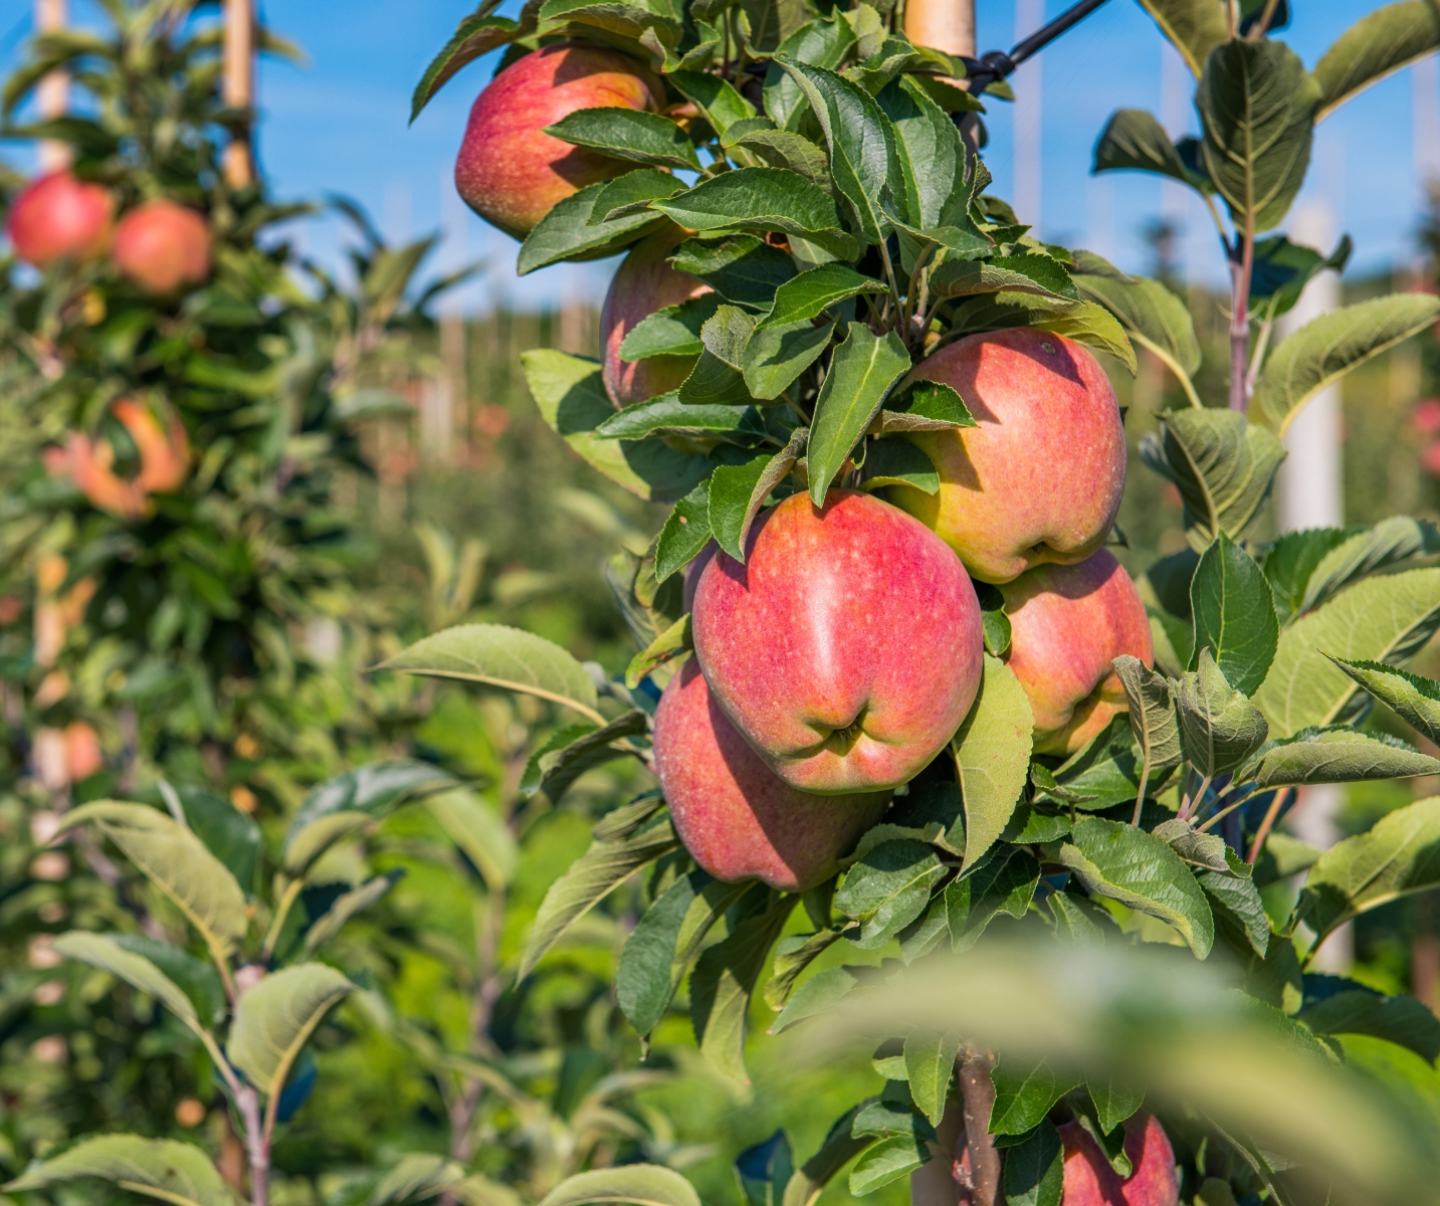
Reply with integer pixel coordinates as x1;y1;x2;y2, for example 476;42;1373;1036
112;200;212;295
6;170;114;266
691;490;984;793
1059;1115;1179;1206
58;399;190;520
890;328;1126;584
601;230;711;407
654;660;889;891
454;43;662;239
1000;549;1153;756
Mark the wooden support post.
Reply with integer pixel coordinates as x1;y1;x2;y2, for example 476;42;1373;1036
223;0;256;188
904;0;976;61
37;0;69;170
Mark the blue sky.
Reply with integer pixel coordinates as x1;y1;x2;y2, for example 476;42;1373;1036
2;1;1433;311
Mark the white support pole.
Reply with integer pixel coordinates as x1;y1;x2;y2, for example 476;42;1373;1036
1275;200;1350;973
1013;0;1043;233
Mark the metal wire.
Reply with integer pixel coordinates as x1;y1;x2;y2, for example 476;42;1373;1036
960;0;1113;89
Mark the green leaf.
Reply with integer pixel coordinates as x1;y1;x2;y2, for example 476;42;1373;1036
536;1165;701;1206
1092;108;1208;191
680;304;756;404
284;761;458;876
952;656;1034;871
626;614;692;692
229;963;354;1099
1313;0;1440;118
1301;988;1440;1063
652;168;845;240
1249;233;1353;322
369;1153;466;1205
1140;407;1286;549
773;58;899;244
903;1032;957;1127
990;1059;1079;1136
379;623;600;718
410;3;518;122
655;482;713;583
710;429;807;561
878;75;966;229
521;821;678;977
847;1134;928;1196
52;931;208;1035
1254;568;1440;737
872;380;977;434
763;12;856;128
692;898;795;1082
1175;650;1269;777
773;965;860;1033
762;264;885;328
1333;659;1440;744
517;169;675;274
618;296;720;361
765;928;843;1012
1190;532;1278;695
806;323;911;503
618;870;734;1036
1133;0;1229;75
56;803;247;961
930;255;1078;303
538;0;682;50
729;126;831;187
1152;818;1247;875
1089;1078;1145;1137
670;235;796;307
860;438;939;493
522;348;712;502
1039;716;1148;812
596;398;765;442
1001;1120;1064;1206
1200;868;1270;957
669;69;757;139
1113;656;1183;792
4;1134;237;1206
1073;251;1201;390
1198;38;1318;231
1300;796;1440;939
1253;294;1440;434
546;107;699;170
1249;728;1440;788
835;839;947;949
1301;516;1440;611
1261;527;1354;621
301;872;404;954
1059;818;1215;957
520;712;647;803
743;317;834;400
946;848;1041;951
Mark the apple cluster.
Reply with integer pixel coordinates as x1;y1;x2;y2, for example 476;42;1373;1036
6;170;212;295
452;41;1154;894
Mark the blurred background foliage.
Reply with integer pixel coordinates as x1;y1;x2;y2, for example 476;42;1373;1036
0;2;1436;1205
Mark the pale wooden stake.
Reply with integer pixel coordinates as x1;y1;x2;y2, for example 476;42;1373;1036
37;0;69;170
223;0;256;188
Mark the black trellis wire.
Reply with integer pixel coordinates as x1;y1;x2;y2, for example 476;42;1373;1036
960;0;1113;90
